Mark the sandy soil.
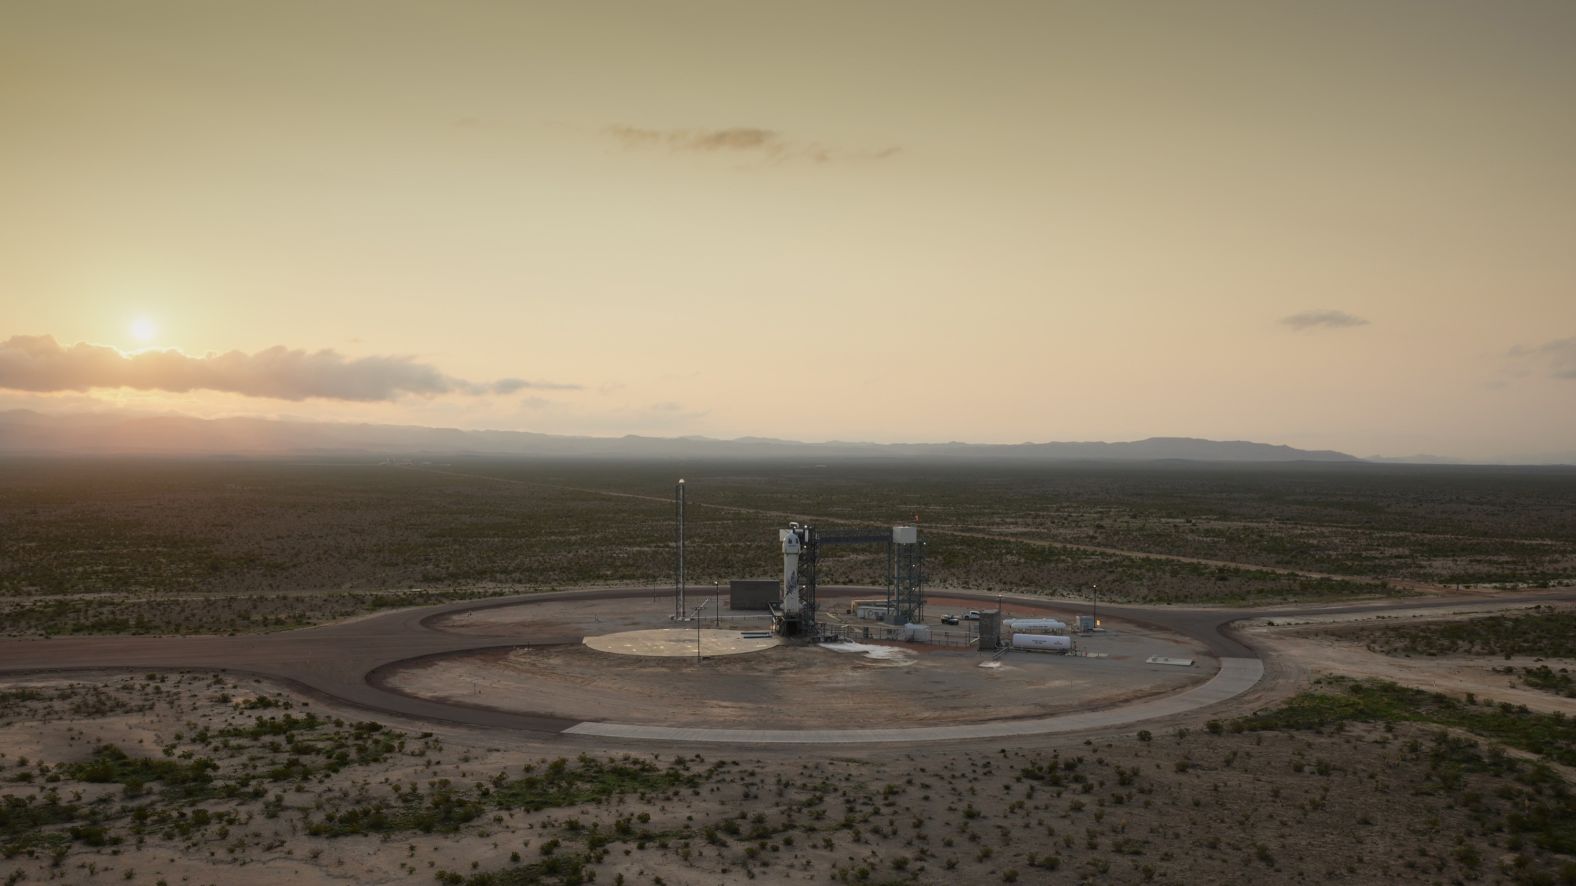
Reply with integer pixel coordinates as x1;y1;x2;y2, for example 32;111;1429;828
4;667;1571;886
583;628;781;657
1245;612;1576;717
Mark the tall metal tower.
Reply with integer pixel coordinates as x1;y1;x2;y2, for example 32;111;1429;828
673;479;686;620
888;526;925;625
774;524;926;638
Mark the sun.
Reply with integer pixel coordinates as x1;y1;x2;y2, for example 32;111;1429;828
130;317;157;343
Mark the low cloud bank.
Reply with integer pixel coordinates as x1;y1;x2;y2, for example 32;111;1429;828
1509;337;1576;380
605;125;899;164
1281;309;1369;331
0;335;576;402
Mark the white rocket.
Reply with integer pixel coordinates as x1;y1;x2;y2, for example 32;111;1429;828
779;523;803;618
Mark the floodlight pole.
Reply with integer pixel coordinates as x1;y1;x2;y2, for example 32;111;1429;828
1092;583;1098;627
714;581;720;628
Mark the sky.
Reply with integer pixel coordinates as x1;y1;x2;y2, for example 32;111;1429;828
2;0;1574;460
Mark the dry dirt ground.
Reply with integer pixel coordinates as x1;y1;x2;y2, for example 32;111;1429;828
3;667;1571;886
5;601;1576;886
1243;603;1576;717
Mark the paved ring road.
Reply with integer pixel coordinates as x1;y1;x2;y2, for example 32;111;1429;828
1;587;1570;745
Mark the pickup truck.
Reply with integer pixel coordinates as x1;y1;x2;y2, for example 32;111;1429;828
963;610;982;621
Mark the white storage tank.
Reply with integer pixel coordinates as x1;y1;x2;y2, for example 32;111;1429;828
1005;618;1068;633
902;623;930;642
1012;633;1072;653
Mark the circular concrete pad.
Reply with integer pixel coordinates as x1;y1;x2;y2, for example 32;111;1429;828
584;628;781;658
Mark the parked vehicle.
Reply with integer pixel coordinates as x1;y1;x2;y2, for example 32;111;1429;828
940;614;960;625
964;610;982;621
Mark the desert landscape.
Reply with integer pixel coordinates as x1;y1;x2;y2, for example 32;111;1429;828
8;459;1576;639
3;458;1576;885
9;1;1576;881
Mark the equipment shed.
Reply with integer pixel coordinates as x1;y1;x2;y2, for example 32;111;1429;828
729;579;779;611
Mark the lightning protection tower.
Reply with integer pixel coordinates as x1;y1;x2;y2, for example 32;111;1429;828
673;479;686;620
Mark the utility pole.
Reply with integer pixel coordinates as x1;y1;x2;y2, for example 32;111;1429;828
714;581;720;628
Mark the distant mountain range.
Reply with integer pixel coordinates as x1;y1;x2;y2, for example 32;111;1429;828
0;409;1372;462
1364;453;1472;465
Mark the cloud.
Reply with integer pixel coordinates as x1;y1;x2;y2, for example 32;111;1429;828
606;125;783;154
1508;337;1576;380
1280;309;1370;331
0;335;579;401
488;377;579;395
604;125;899;164
507;395;708;434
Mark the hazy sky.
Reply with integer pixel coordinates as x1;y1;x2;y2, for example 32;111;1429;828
3;1;1574;459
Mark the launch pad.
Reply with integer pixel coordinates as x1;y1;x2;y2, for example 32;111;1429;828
584;628;781;658
383;591;1219;731
371;498;1216;732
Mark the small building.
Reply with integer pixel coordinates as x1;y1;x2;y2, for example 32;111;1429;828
978;609;1003;649
856;604;895;622
729;579;779;611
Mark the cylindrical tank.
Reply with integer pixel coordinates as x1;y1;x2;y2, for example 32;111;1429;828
1012;633;1072;652
1005;618;1068;632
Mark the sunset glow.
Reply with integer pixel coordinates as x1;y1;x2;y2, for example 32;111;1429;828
1;8;1575;879
1;2;1574;462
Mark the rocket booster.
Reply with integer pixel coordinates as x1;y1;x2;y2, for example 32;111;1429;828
780;525;803;616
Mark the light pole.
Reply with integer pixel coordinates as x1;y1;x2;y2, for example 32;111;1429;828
1092;583;1099;629
714;581;720;628
694;599;711;663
